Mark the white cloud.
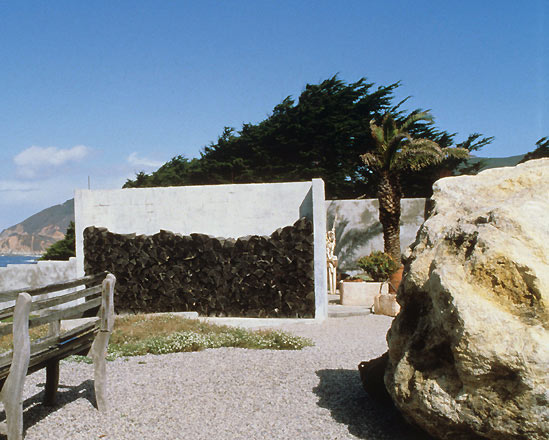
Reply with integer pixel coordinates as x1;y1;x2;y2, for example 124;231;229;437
0;180;39;193
127;152;163;169
14;145;91;178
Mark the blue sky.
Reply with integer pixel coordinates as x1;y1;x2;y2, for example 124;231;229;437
0;1;547;231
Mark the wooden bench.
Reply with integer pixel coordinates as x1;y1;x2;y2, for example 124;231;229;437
0;272;115;440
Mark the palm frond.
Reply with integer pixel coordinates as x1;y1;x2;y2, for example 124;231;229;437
443;147;470;160
360;152;381;170
370;120;385;148
362;110;467;174
400;111;433;133
395;139;444;171
384;134;408;169
407;138;441;151
382;113;397;145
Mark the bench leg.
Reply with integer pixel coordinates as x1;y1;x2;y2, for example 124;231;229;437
90;331;110;412
89;274;115;412
44;359;60;406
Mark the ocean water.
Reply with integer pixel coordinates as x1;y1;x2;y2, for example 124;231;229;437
0;255;39;268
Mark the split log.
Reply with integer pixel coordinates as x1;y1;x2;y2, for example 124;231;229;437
84;217;315;317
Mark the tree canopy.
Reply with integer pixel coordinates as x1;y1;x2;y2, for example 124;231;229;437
124;75;492;199
519;137;549;163
40;221;76;261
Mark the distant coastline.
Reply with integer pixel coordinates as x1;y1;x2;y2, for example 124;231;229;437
0;253;43;257
0;255;39;267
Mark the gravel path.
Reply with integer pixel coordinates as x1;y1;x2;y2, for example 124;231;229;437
4;315;432;440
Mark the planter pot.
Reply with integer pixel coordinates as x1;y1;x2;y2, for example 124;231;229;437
389;265;404;294
339;281;388;307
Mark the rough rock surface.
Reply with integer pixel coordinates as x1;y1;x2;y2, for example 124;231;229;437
374;293;400;317
385;159;549;440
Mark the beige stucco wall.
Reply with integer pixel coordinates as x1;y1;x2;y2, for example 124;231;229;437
326;198;427;271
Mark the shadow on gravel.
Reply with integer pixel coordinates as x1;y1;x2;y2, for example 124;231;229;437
0;379;95;439
314;369;434;440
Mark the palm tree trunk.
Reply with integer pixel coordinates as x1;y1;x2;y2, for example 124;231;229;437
378;170;402;263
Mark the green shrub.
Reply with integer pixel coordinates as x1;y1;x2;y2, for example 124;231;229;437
356;251;400;281
343;273;373;282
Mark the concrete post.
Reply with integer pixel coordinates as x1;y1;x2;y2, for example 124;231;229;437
312;179;328;321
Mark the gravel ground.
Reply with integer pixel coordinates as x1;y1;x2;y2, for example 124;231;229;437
3;315;432;440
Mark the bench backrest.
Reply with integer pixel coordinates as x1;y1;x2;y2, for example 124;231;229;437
0;272;108;337
0;272;114;373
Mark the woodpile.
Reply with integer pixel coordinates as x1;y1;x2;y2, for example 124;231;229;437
84;218;315;318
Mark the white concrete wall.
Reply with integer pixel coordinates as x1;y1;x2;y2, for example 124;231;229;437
312;180;328;319
326;198;427;271
75;180;327;320
0;257;77;308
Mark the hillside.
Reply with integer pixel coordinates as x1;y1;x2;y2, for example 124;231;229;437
465;154;525;172
0;199;74;255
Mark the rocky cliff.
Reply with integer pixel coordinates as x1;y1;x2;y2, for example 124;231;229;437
0;199;74;255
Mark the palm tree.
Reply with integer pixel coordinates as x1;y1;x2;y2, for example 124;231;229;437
361;111;469;263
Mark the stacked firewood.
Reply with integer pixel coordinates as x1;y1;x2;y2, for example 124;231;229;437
83;217;315;317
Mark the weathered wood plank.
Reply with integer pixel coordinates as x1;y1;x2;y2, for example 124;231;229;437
0;272;107;302
0;319;99;373
32;285;102;313
100;274;115;333
30;297;102;328
0;292;32;440
26;331;97;374
0;285;101;320
47;320;60;338
91;273;115;411
0;297;102;338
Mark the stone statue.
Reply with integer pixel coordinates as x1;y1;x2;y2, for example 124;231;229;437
326;217;338;294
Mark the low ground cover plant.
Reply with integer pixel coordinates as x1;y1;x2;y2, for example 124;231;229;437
0;314;314;361
106;314;314;358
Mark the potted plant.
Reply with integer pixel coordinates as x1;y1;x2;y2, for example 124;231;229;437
355;251;401;316
339;273;381;307
356;251;400;283
339;251;399;308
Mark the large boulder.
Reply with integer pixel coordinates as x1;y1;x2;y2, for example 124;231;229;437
385;159;549;440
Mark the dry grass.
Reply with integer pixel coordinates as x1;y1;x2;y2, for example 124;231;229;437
0;324;49;353
0;314;313;360
110;313;233;344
